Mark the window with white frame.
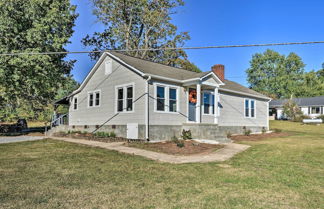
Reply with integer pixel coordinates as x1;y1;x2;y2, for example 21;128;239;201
73;97;78;110
88;90;100;107
116;84;134;112
169;88;177;112
311;106;320;114
203;91;215;115
155;84;178;113
245;99;256;118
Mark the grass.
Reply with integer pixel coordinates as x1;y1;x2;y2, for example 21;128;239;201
0;121;323;208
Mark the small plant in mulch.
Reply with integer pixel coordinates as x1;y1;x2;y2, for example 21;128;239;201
262;127;267;134
226;132;232;138
181;129;192;140
244;129;252;136
171;136;185;148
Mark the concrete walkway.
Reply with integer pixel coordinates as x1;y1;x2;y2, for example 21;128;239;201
0;136;45;144
51;137;250;164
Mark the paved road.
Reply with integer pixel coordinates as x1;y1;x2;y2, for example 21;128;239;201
0;136;45;144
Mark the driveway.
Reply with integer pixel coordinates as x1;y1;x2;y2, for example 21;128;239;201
0;136;45;144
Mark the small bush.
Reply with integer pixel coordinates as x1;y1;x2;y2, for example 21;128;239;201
262;127;267;134
176;141;185;148
171;135;178;142
244;129;251;136
109;132;116;137
273;128;282;133
94;131;110;138
316;115;324;122
226;132;232;138
292;114;310;122
170;136;185;148
181;129;192;140
68;130;81;135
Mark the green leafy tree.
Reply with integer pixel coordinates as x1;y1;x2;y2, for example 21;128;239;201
298;70;324;97
0;0;77;121
82;0;201;72
246;49;305;99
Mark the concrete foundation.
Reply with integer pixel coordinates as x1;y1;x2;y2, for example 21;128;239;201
48;123;265;143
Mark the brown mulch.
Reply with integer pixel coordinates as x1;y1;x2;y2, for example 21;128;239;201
126;140;224;156
53;132;132;142
230;132;290;142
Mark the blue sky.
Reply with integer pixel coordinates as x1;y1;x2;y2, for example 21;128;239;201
66;0;324;86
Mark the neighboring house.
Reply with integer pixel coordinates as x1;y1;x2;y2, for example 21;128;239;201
53;52;270;142
269;96;324;119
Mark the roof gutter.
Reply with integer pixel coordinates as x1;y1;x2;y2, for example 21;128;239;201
219;88;272;101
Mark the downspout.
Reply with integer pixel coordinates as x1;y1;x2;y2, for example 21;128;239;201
145;76;151;141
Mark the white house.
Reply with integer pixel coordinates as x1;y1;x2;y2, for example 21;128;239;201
53;52;271;142
269;96;324;119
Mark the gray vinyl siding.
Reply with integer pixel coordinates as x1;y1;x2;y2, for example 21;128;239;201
148;79;187;125
218;91;268;127
69;56;146;126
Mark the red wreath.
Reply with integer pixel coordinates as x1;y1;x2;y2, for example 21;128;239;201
189;89;197;103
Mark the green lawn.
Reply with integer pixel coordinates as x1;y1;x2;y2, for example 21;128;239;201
0;121;323;209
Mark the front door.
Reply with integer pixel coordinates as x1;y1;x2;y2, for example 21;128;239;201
188;88;196;122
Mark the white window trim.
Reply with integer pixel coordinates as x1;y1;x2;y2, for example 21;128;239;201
153;82;180;114
87;90;101;108
115;82;135;113
72;96;78;111
244;98;256;118
310;106;321;114
202;90;215;116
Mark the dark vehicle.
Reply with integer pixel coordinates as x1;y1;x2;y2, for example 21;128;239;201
0;119;28;133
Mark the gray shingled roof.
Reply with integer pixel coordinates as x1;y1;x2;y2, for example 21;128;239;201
110;52;208;80
270;96;324;107
110;52;268;99
220;80;267;98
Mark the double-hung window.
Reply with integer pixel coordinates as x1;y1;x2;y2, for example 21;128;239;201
156;86;165;111
116;84;134;113
88;90;100;108
311;107;320;114
155;84;178;113
203;91;215;115
244;99;256;118
73;97;78;110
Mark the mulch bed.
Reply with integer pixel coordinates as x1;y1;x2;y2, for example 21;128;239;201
230;132;290;142
53;132;136;142
126;140;224;156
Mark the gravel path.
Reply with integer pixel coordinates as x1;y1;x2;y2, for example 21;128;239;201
0;136;45;144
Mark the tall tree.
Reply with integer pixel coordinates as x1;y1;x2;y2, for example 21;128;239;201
246;49;305;99
82;0;200;72
0;0;77;121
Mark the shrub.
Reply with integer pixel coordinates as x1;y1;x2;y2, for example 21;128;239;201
316;115;324;122
226;132;232;138
261;127;267;134
176;141;185;148
94;131;110;138
109;132;116;137
181;129;192;140
244;129;251;136
171;136;185;148
292;114;310;122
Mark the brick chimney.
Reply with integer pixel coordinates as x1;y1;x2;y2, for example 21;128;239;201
211;64;225;81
